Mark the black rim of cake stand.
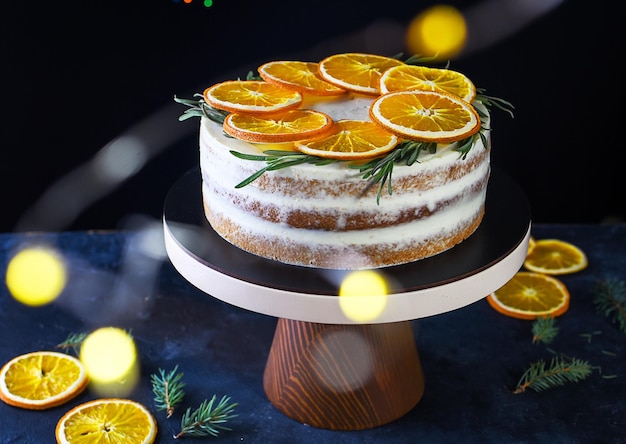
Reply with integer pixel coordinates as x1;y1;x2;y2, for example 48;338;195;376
163;167;531;296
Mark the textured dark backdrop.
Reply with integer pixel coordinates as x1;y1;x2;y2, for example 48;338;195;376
2;0;623;232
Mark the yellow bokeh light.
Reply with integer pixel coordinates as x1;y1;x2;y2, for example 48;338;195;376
406;5;467;60
5;246;67;306
80;327;139;396
339;270;389;323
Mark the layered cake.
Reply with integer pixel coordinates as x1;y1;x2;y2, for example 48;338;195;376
179;53;503;269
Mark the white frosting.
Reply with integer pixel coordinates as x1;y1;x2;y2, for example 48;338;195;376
198;93;491;268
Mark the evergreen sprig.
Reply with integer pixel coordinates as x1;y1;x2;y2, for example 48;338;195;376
56;332;88;356
174;395;238;439
513;356;592;394
594;278;626;333
532;316;559;345
151;365;186;418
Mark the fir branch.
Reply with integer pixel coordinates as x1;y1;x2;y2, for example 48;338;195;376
532;316;559;345
513;356;592;394
56;332;88;356
594;278;626;333
174;94;228;124
151;365;186;418
174;395;238;439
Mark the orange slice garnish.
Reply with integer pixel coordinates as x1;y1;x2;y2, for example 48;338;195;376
318;53;404;95
0;351;88;410
523;239;588;275
203;80;302;114
294;119;399;160
258;61;346;96
369;90;480;143
379;64;476;102
223;109;333;143
56;398;157;444
487;272;570;320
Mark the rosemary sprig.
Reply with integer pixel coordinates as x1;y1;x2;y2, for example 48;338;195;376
532;316;559;345
56;332;88;356
594;278;626;333
351;140;436;203
513;356;592;394
174;395;238;439
151;365;186;418
231;150;337;188
174;94;228;124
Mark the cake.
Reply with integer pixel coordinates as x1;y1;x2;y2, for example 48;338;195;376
179;53;502;270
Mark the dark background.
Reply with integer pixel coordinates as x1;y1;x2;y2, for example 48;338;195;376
2;0;624;233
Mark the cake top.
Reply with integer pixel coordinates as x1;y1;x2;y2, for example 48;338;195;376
176;53;512;201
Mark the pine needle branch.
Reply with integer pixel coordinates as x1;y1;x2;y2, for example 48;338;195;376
514;356;592;394
56;332;88;356
594;278;626;333
174;395;238;439
532;316;559;344
151;366;186;418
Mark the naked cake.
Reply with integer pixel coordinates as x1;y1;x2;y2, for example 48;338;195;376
177;53;506;269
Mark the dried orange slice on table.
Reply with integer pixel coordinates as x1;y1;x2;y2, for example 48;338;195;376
370;90;481;143
224;109;333;143
318;53;405;95
56;398;157;444
523;239;588;275
294;119;399;160
379;64;476;102
259;61;346;96
487;272;570;320
203;80;302;114
0;351;88;410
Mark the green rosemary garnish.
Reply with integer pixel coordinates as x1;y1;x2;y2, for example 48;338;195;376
56;332;88;356
594;278;626;333
231;150;337;188
532;316;559;345
151;365;186;418
174;94;228;123
174;395;238;439
513;356;592;394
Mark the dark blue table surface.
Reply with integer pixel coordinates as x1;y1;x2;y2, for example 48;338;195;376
1;224;625;443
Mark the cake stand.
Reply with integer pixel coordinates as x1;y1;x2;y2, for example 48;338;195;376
163;168;531;430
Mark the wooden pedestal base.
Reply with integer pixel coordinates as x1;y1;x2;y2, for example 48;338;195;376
263;318;424;430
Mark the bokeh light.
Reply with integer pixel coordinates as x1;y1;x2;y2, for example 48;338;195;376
406;5;467;60
5;246;67;306
339;270;389;323
80;327;139;396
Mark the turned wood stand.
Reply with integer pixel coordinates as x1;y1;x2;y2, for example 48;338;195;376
163;169;531;430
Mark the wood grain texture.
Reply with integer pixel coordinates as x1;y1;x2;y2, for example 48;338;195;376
263;319;424;430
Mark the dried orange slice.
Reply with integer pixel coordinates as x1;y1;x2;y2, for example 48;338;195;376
527;236;536;255
294;119;399;160
258;61;346;96
487;272;570;320
203;80;302;114
318;53;404;95
56;398;157;444
379;64;476;102
223;109;333;143
523;239;588;275
0;351;88;410
370;90;480;143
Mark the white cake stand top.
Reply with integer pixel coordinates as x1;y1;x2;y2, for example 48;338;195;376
163;169;531;324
